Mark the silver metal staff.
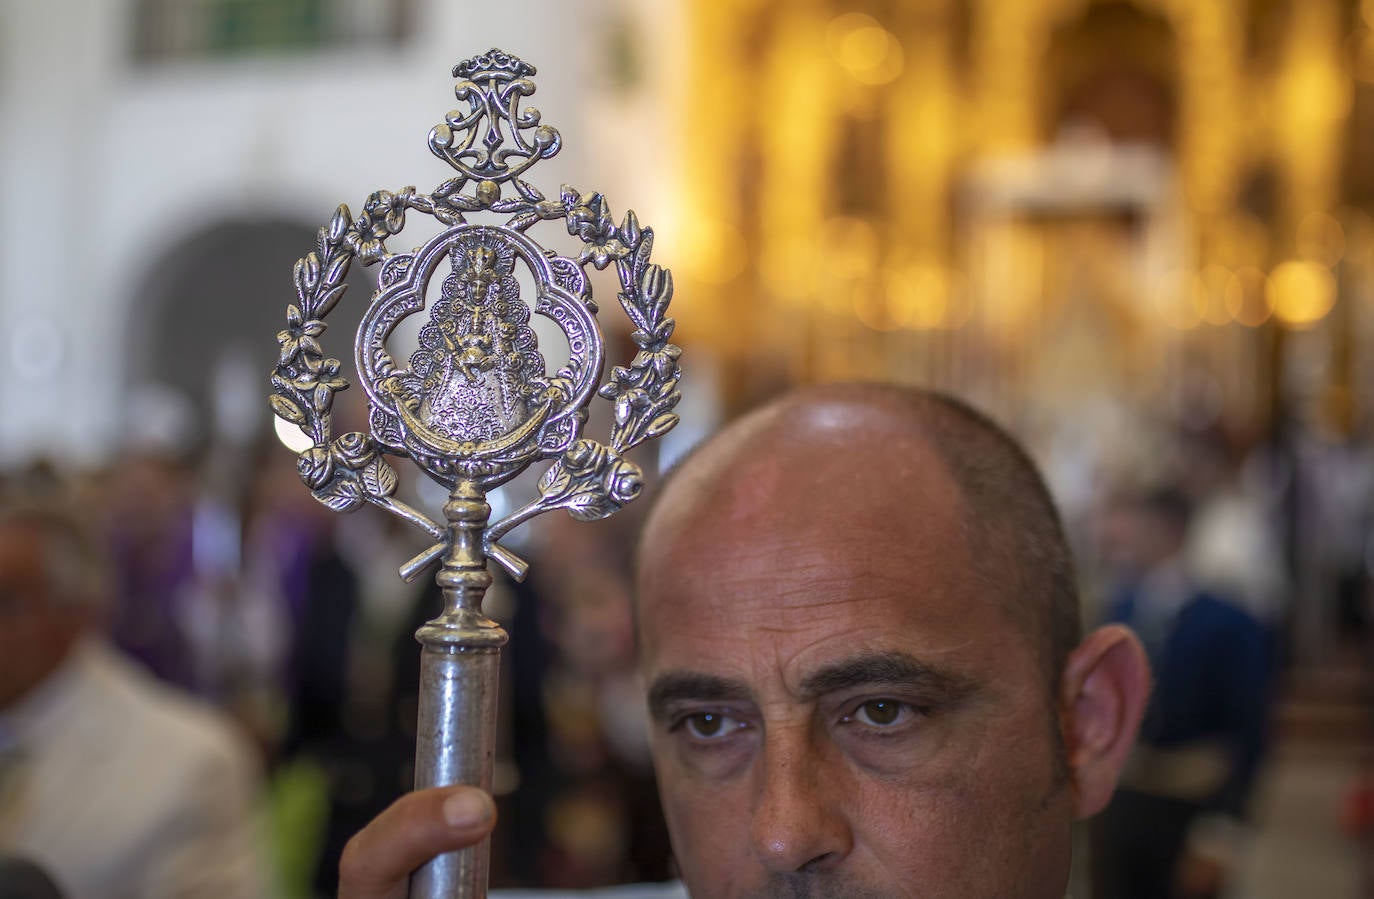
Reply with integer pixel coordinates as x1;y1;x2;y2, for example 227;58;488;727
269;48;682;899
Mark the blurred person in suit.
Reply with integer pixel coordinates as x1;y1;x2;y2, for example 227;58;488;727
1095;487;1274;899
0;498;268;899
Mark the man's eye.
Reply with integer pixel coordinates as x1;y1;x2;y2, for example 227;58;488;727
678;711;748;740
847;699;914;728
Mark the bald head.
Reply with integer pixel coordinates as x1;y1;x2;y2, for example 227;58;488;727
638;383;1081;685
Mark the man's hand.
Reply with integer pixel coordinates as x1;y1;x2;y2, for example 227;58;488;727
338;786;497;899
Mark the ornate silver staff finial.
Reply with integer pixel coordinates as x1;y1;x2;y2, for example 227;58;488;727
269;49;681;899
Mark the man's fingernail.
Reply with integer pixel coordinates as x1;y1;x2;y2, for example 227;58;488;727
443;791;491;828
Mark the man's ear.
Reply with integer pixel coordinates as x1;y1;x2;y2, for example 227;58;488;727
1059;624;1151;818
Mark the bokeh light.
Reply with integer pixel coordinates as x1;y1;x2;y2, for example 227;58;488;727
1267;259;1338;329
1225;266;1272;327
827;13;904;86
1296;210;1347;268
273;414;314;453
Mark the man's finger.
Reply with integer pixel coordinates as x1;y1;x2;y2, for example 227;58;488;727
338;786;496;899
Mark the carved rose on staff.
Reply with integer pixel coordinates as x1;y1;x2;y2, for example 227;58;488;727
330;431;378;470
294;432;397;515
537;438;644;522
297;445;334;490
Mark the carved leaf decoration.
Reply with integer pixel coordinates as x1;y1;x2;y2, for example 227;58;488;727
433;177;465;199
620;210;642;249
566;491;614;522
323;253;350;290
328;205;351;243
293;261;308;305
644;413;678;440
633;230;654;283
618;290;649;333
361;458;399;497
537;460;570;498
313;477;365;512
433;206;465;227
304;252;322;290
515;179;544;203
314;285;346;319
271;395;307;425
645;264;672;307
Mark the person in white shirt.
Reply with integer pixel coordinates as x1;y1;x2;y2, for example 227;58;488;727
338;384;1153;899
0;502;267;899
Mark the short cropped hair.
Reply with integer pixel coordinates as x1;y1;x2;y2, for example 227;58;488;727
901;391;1082;686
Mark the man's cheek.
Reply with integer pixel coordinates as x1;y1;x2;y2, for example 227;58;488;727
851;767;1005;876
658;771;754;862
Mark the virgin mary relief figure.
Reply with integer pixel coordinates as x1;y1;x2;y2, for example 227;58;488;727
408;235;547;443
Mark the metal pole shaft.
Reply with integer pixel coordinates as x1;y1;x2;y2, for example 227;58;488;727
410;481;508;899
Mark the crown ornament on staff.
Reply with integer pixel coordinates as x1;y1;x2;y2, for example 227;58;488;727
268;49;681;899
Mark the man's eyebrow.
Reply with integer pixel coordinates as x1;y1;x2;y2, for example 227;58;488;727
646;672;752;721
798;651;979;703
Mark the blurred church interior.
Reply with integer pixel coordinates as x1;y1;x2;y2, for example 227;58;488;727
1;0;1371;895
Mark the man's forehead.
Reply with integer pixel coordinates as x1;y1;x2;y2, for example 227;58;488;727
639;524;983;637
635;526;1020;713
641;427;967;587
637;468;988;672
645;407;960;549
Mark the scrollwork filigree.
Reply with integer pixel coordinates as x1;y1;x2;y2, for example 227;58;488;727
428;49;562;187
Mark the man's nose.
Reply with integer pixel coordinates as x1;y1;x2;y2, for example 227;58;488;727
749;726;854;873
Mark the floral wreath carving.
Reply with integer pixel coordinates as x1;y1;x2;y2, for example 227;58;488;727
270;49;681;583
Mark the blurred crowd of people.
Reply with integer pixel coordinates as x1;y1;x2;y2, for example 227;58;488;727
1036;395;1374;897
0;405;672;897
1;384;1372;898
